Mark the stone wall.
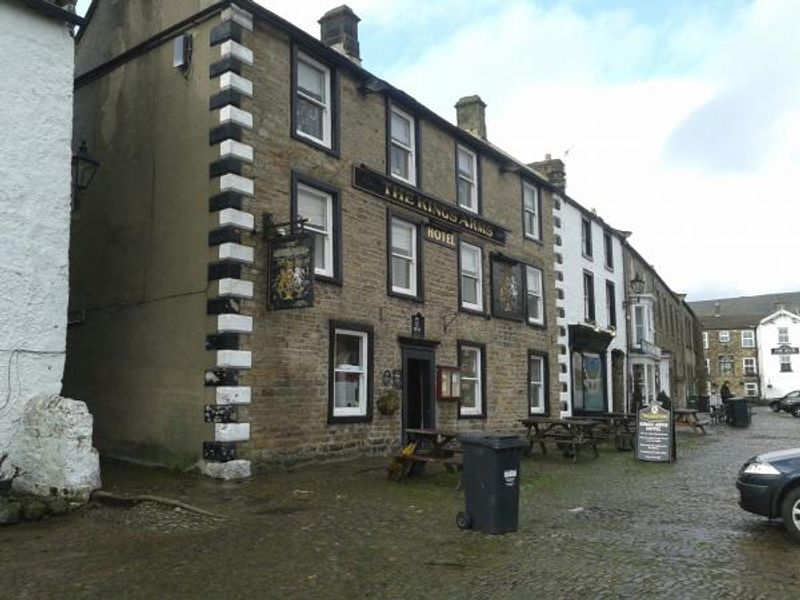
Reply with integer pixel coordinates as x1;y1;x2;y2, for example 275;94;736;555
704;327;759;398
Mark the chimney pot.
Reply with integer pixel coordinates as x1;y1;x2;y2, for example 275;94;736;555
319;5;361;64
455;95;487;140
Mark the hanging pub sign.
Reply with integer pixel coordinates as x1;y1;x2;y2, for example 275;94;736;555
268;228;315;310
771;345;799;355
490;254;525;322
353;164;507;244
635;403;675;463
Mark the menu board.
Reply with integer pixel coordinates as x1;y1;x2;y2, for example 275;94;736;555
636;403;674;463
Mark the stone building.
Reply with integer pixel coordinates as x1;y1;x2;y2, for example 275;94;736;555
66;1;563;477
691;293;800;400
622;245;704;408
0;0;100;499
530;158;629;416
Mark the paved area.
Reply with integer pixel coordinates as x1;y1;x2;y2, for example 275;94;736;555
3;407;800;599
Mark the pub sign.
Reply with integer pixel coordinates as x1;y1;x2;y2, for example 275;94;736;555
269;233;315;310
635;403;675;463
491;255;525;322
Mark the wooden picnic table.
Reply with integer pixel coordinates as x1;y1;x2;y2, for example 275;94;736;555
519;417;602;463
387;428;463;481
587;413;637;450
673;408;710;434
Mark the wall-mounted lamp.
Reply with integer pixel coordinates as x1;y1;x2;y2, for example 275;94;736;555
71;141;100;210
630;272;645;303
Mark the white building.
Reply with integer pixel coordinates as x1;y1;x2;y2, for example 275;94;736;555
758;309;800;400
0;0;99;499
553;195;628;416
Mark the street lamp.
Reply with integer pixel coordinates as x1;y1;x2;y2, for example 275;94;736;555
71;141;100;210
630;273;645;303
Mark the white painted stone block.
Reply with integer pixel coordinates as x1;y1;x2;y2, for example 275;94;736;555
219;72;253;97
217;350;252;369
217;314;253;333
222;5;253;30
219;105;253;128
215;422;250;442
218;242;254;264
199;459;251;480
219;140;254;162
219;174;254;196
220;40;254;65
216;386;252;405
217;278;254;299
219;207;255;230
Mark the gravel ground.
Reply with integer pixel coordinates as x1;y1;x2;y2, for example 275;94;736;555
2;407;800;599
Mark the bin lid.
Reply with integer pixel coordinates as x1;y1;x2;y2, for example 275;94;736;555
459;432;527;450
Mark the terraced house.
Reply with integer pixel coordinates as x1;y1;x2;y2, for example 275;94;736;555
65;1;564;478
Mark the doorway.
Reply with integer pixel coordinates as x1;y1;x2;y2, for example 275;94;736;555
402;345;435;438
611;350;625;413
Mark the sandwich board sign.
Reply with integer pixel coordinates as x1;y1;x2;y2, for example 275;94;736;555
635;403;675;463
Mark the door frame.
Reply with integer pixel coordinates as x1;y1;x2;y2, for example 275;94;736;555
400;343;436;438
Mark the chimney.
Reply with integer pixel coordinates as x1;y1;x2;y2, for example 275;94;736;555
714;302;721;317
455;95;487;140
529;154;566;190
319;6;361;64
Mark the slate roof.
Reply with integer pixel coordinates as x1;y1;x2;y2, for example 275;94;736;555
689;292;800;330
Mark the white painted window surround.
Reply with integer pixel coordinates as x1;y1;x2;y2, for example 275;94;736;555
460;242;483;312
523;182;540;240
460;345;483;417
526;266;544;326
741;330;755;348
389;105;416;185
296;52;332;148
719;330;730;343
529;354;545;414
390;217;417;296
456;145;478;213
332;329;369;418
297;183;334;278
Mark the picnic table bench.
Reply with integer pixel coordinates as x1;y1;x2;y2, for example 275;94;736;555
673;408;710;434
387;428;463;481
587;412;637;450
519;417;601;463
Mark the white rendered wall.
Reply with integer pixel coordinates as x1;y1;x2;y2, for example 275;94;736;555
758;312;800;400
557;200;628;415
0;5;74;468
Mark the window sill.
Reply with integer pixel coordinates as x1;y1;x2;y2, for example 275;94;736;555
457;412;487;420
315;274;343;287
387;171;418;189
389;290;424;304
527;320;547;330
291;130;340;159
459;306;489;319
582;253;594;261
524;234;543;245
328;414;372;425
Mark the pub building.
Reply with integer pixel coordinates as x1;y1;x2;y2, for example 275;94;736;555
66;1;562;477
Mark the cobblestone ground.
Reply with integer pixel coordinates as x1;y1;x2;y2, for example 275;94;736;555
3;407;800;599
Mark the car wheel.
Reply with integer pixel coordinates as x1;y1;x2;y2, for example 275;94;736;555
770;402;782;412
456;511;472;530
781;487;800;543
792;406;800;418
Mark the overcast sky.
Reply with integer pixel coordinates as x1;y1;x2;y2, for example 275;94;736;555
75;0;800;301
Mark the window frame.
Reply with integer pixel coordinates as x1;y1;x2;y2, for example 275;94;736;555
719;356;734;375
719;330;730;343
291;47;339;156
744;382;758;397
606;280;617;329
703;332;708;349
528;351;549;416
603;230;614;270
290;172;342;285
525;264;545;327
581;218;593;259
458;341;487;419
458;240;485;314
386;101;419;187
778;327;790;344
743;357;757;376
328;321;374;424
455;144;480;214
521;181;541;242
386;212;424;301
741;330;755;348
780;355;793;372
583;270;596;323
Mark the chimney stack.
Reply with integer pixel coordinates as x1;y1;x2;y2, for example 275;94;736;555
529;154;566;190
319;5;361;65
455;95;487;140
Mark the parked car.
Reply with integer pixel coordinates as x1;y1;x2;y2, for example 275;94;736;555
768;390;800;416
737;448;800;542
